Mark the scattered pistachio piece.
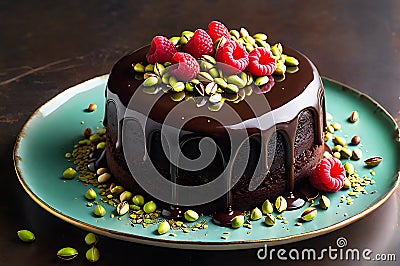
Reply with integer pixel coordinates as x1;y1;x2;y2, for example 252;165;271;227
119;191;132;202
143;201;157;213
184;210;199;222
274;62;286;75
370;169;376;176
133;63;145;73
145;64;154;72
332;145;343;153
333;136;347;147
324;132;333;142
344;162;355;175
231;215;244;229
198;71;214;83
158;221;171;235
254;76;269;86
343;178;351;189
326;125;335;134
84;232;98;246
213;77;227;89
275;196;287;213
253;33;268;41
96;142;106;149
239;27;250;37
89;134;102;143
97;172;111;183
301;207;317;222
57;247;79;261
201;54;216;64
172;81;185;92
96;168;108;175
132;195;145;206
17;229;35;243
349;111;359;122
230;29;240;39
227;75;246;88
331;122;341;131
261;199;274;214
93;205;106;217
116;201;129;216
85;188;97;200
351;148;363;160
110;185;124;195
271;43;282;56
225;83;239;93
143;72;158;80
364;156;383;167
170;91;185;101
63;167;77;179
153;62;165;76
264;213;276;226
319;195;330;210
340;147;352;159
333;152;341;159
209;93;222;104
143;76;159;87
169;36;180;46
86;246;100;262
250;207;262;221
285;56;299;66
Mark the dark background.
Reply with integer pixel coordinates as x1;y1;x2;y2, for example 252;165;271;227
0;1;399;265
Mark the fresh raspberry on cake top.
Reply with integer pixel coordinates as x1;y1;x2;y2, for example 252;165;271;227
206;20;231;42
215;40;249;74
246;47;277;76
183;29;214;58
170;52;200;81
146;36;177;64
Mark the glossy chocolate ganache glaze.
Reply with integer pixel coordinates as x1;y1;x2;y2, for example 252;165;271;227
104;45;326;224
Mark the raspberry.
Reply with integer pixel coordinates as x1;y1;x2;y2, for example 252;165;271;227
170;52;200;81
309;157;346;193
146;36;177;64
246;48;277;76
183;29;214;58
215;41;249;74
206;21;231;42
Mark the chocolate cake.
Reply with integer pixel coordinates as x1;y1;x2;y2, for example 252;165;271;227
103;44;326;221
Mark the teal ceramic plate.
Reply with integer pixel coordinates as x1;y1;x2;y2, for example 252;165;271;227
14;76;400;250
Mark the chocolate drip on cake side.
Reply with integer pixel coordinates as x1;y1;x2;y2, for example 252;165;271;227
277;117;303;209
160;132;187;220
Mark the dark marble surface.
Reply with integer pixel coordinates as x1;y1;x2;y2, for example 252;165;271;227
0;0;399;265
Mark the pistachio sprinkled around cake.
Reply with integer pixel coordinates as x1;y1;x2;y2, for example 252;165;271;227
61;120;382;236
